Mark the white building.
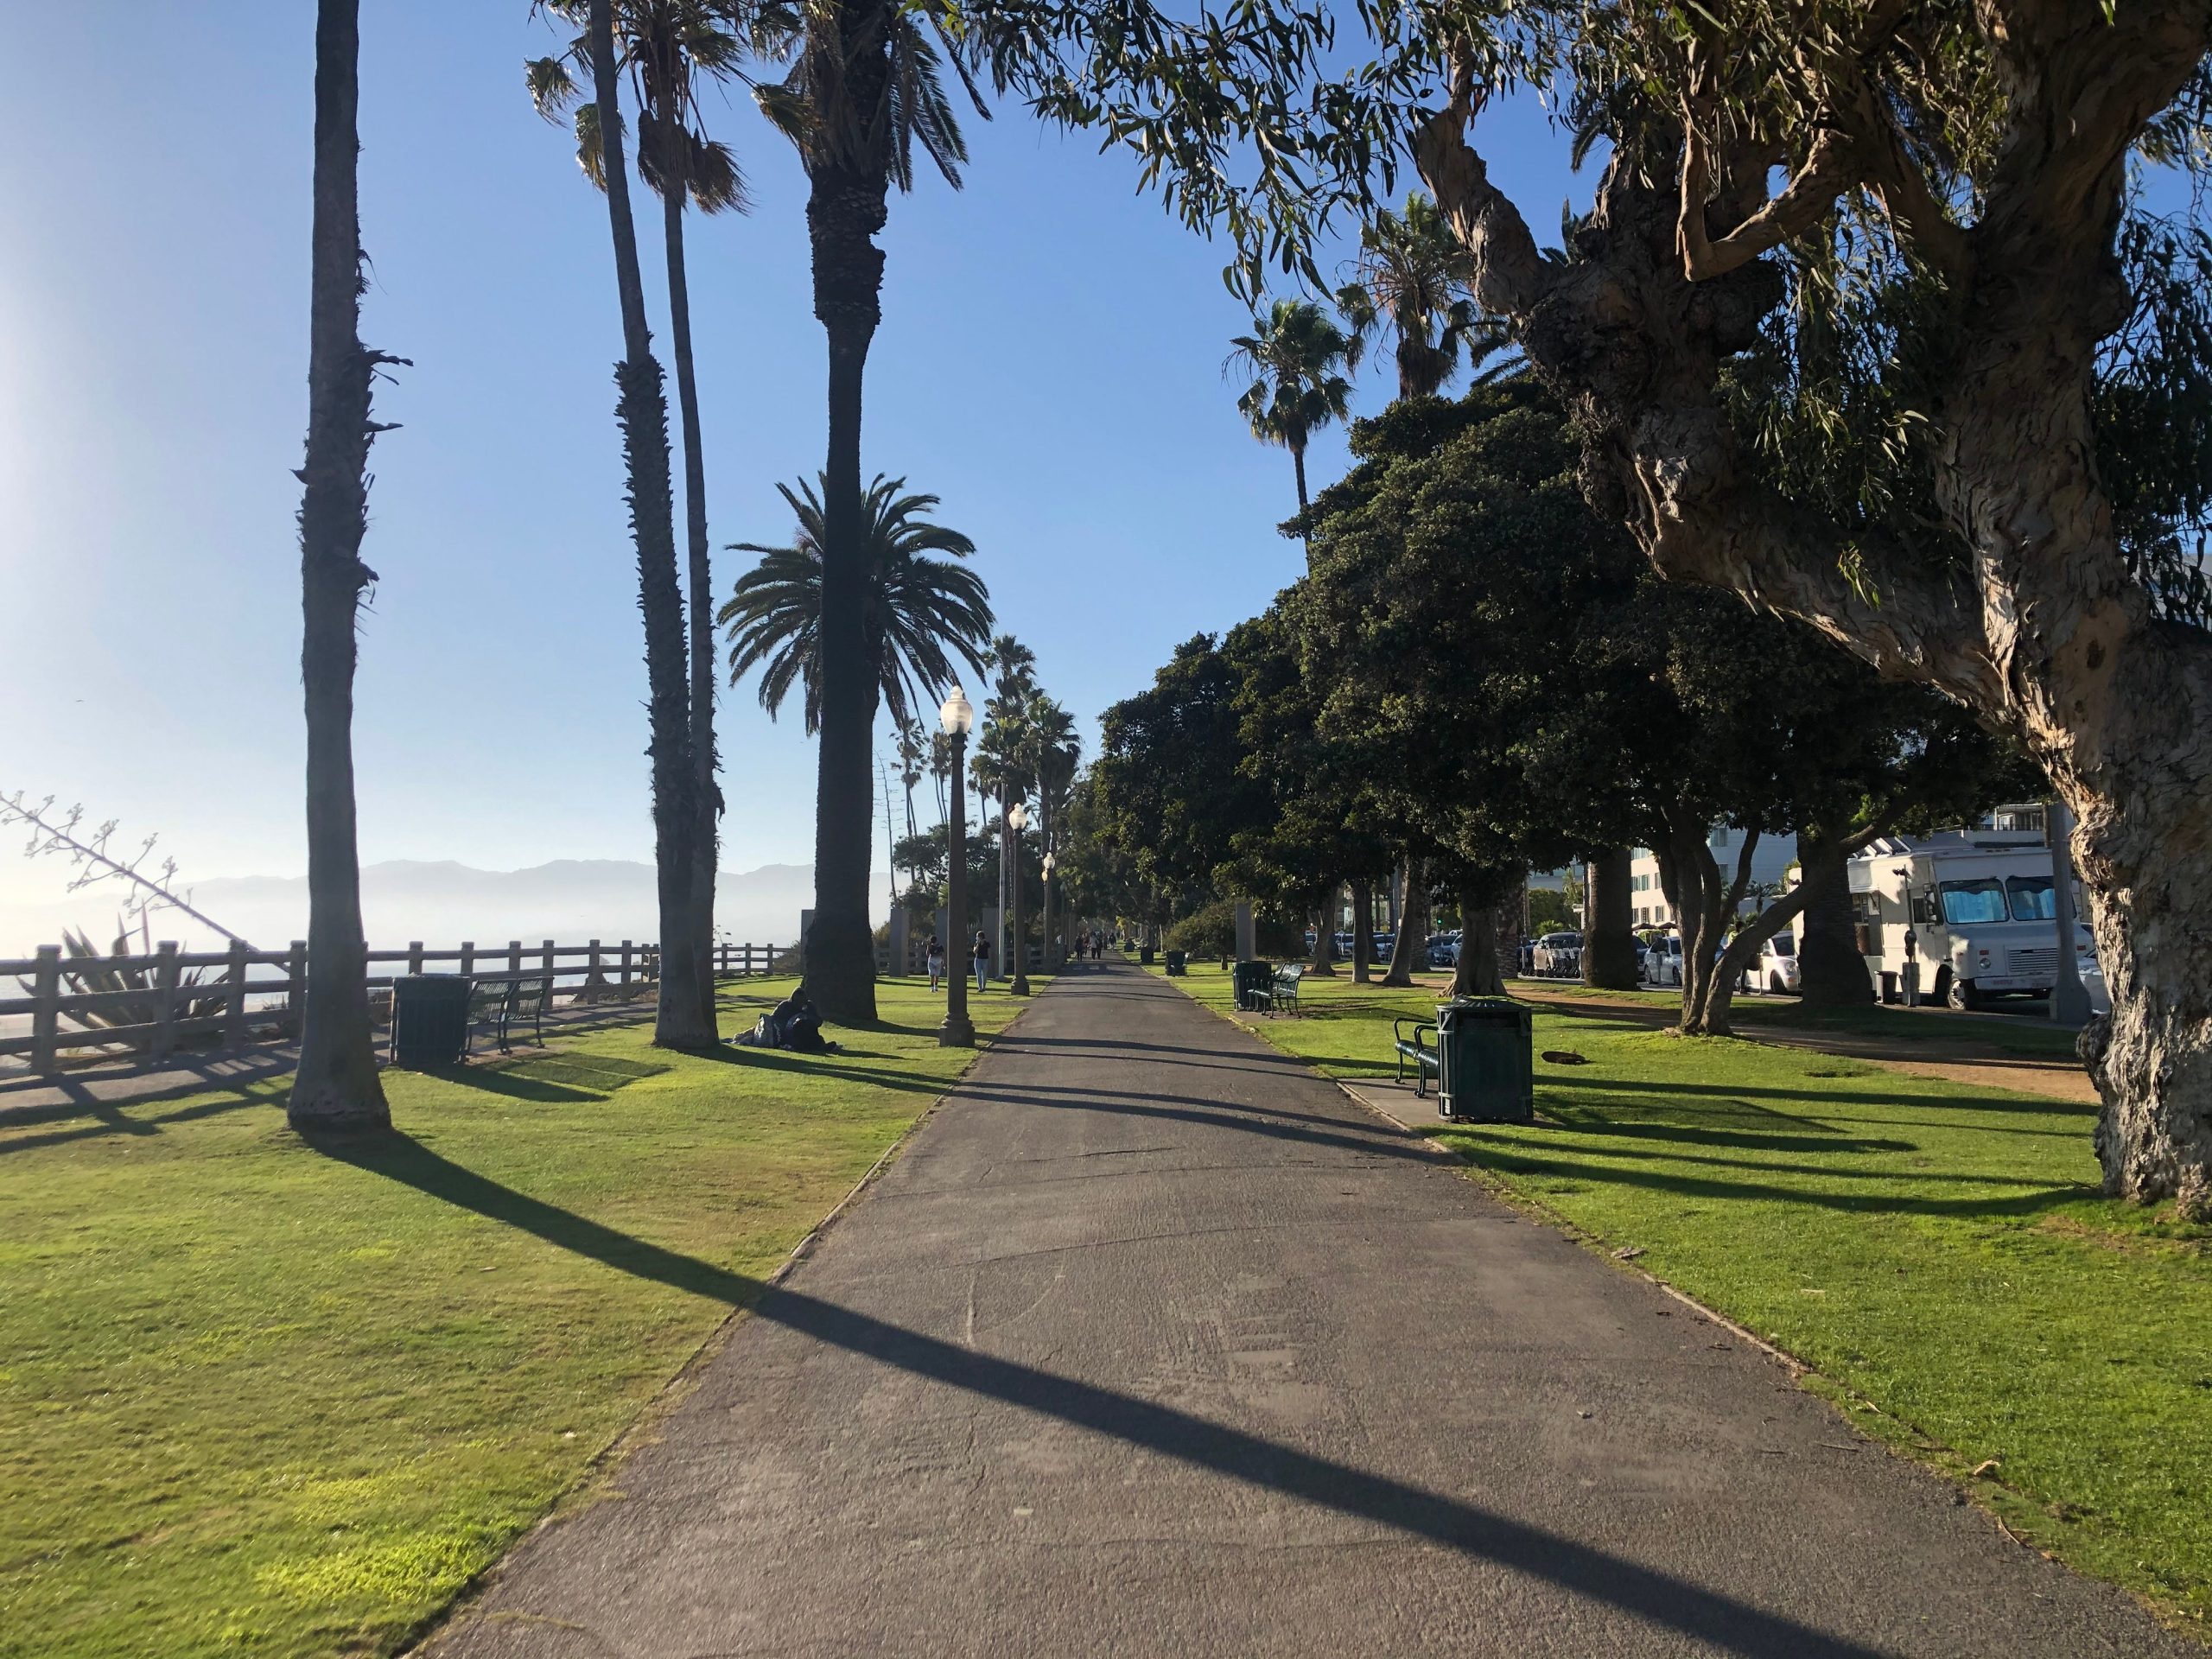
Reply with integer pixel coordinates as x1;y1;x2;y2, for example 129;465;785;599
1629;827;1800;929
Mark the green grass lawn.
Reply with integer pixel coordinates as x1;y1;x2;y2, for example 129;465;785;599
1161;962;2212;1628
0;975;1032;1659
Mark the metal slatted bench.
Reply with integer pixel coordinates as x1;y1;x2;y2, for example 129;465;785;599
1394;1015;1440;1096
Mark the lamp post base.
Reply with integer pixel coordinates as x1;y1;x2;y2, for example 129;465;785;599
938;1013;976;1047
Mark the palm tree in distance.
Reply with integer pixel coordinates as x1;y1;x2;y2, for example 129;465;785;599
1334;193;1511;400
1225;298;1362;519
720;474;994;736
535;0;712;1049
290;0;397;1132
753;0;986;1022
529;0;763;1036
1023;692;1080;963
977;634;1037;969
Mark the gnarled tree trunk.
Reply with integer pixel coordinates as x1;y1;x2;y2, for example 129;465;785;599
1306;889;1339;976
1796;828;1870;1006
1580;849;1640;989
1414;34;2212;1209
1380;855;1423;987
290;0;390;1133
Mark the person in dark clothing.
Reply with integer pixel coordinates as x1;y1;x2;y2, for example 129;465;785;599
771;988;829;1052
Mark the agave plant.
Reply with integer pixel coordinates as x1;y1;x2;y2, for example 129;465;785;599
23;930;232;1039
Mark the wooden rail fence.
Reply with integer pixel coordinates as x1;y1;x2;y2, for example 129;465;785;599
0;938;787;1072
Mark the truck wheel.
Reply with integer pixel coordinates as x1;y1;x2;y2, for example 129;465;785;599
1769;972;1786;995
1946;972;1980;1012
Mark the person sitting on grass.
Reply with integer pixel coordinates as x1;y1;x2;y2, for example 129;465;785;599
734;987;839;1052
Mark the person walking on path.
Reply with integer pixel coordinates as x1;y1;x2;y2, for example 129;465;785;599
972;929;992;994
925;932;944;992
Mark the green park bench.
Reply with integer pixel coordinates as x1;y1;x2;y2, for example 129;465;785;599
1253;963;1304;1016
1394;1014;1440;1096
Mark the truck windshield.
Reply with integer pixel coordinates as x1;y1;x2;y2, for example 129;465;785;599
1938;879;2008;925
2006;875;2056;921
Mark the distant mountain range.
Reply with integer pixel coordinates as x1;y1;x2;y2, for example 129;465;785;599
1;858;851;957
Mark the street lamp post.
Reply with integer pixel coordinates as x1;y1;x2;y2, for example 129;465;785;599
938;688;976;1047
1042;849;1058;969
1008;800;1032;995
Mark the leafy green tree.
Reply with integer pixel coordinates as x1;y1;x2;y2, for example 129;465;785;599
529;0;759;1034
290;0;394;1130
1296;378;2024;1035
720;474;992;734
1225;298;1360;518
753;0;983;1021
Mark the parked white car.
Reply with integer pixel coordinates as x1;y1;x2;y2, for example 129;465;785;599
1643;934;1683;987
1740;932;1801;995
1532;931;1583;977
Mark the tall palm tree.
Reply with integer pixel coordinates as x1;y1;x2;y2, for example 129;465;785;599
1022;691;1080;965
720;474;994;736
1225;298;1361;518
1333;193;1507;400
979;634;1037;965
290;0;395;1132
529;0;756;1036
895;717;926;887
753;0;985;1021
543;0;713;1049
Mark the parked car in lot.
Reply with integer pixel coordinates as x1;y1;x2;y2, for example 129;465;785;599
1643;934;1683;987
1739;932;1801;995
1427;931;1460;968
1532;931;1583;977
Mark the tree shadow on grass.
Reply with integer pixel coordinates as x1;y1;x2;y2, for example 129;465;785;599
1444;1135;2089;1220
682;1044;956;1098
325;1128;1890;1659
0;1083;283;1156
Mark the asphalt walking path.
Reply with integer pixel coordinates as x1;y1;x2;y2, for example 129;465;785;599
425;960;2190;1658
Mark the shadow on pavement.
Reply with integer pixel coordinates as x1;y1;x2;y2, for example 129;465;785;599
325;1128;1888;1659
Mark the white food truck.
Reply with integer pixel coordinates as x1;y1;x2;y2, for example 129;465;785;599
1847;830;2101;1011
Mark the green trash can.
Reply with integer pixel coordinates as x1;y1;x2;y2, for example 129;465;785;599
1435;998;1533;1122
1140;945;1156;966
1163;949;1187;976
1233;959;1274;1011
391;974;471;1068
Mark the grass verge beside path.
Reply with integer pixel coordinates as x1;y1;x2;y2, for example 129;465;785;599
0;974;1033;1659
1159;962;2212;1630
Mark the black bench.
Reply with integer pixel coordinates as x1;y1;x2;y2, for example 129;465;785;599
1394;1015;1440;1095
467;975;555;1055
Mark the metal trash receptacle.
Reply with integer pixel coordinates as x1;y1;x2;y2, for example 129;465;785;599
1435;997;1533;1122
1140;945;1156;966
391;974;472;1068
1233;959;1274;1010
1164;949;1187;976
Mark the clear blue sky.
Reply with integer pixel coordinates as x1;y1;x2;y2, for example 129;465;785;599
0;2;1586;912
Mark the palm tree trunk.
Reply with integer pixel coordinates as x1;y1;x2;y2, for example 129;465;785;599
290;0;390;1133
1292;442;1311;514
1580;849;1640;988
1351;880;1374;982
587;0;710;1050
661;141;721;1041
804;146;891;1024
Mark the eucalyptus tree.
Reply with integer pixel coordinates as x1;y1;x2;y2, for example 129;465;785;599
721;474;993;733
974;0;2212;1205
529;0;762;1033
1225;297;1360;518
524;0;711;1047
290;0;397;1131
753;0;985;1021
